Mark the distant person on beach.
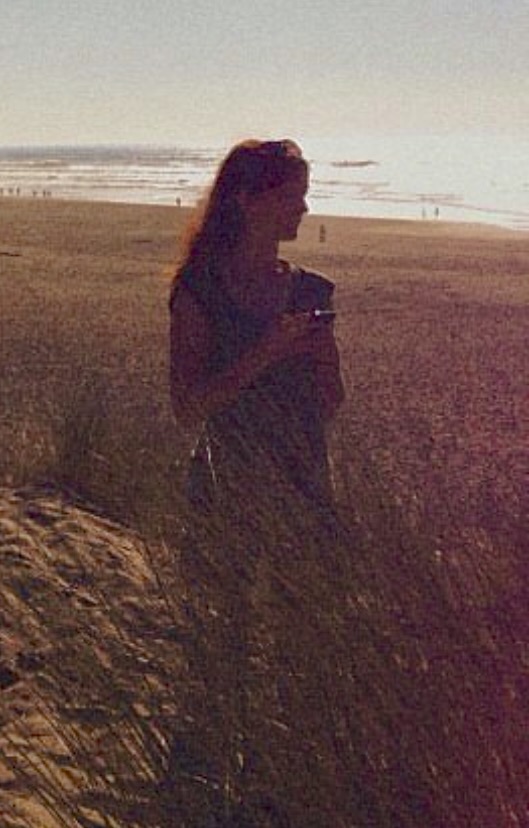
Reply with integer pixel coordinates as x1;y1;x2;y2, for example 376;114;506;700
169;138;344;552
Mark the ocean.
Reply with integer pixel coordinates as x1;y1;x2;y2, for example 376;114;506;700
0;134;528;230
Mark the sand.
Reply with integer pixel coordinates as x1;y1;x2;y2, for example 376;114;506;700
2;195;526;525
1;197;528;826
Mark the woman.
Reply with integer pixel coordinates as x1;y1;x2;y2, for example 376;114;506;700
170;138;344;552
168;139;345;813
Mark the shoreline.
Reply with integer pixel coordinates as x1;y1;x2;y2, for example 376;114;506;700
2;138;529;234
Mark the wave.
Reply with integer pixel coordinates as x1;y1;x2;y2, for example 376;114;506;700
1;143;528;230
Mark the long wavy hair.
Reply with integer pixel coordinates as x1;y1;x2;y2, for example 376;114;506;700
171;139;308;300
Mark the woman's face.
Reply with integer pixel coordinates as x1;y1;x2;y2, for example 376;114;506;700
241;168;309;243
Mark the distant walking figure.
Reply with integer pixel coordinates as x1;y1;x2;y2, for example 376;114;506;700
169;138;344;552
319;223;327;243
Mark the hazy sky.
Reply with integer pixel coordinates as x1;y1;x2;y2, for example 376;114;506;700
2;0;528;147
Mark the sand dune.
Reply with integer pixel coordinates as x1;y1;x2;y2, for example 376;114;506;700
1;198;528;826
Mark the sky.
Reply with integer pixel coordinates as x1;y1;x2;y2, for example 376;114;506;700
2;0;528;148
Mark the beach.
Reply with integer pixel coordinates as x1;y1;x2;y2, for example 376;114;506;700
1;196;526;518
1;198;528;826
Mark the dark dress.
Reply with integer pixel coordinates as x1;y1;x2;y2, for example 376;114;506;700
168;263;342;804
176;261;337;552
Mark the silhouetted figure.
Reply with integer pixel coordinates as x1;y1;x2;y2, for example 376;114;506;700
168;139;344;810
170;139;343;543
319;223;327;243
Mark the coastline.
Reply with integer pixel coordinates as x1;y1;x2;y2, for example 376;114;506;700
2;137;529;232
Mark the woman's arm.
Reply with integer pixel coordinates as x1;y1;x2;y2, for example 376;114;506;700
169;287;212;425
170;287;319;425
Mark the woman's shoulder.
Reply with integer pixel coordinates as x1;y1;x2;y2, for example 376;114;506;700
288;263;335;310
170;264;216;313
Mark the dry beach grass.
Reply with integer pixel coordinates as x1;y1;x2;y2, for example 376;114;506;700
0;198;528;826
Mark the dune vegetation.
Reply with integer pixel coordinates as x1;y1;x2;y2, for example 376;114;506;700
0;199;527;826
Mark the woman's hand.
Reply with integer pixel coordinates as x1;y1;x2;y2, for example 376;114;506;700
257;312;344;419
